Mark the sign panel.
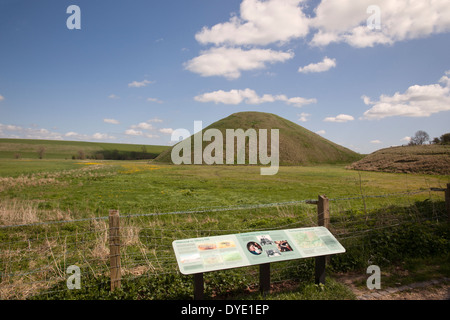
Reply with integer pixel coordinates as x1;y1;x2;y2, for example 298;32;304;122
172;226;345;275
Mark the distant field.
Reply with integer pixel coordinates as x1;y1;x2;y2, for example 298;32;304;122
0;138;170;160
0;158;448;218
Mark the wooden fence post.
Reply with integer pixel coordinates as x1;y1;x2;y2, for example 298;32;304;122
315;195;329;285
317;195;330;229
109;209;121;292
446;183;450;221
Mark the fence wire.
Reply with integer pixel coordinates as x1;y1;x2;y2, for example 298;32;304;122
0;187;448;299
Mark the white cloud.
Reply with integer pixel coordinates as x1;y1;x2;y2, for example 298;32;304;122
144;134;159;139
186;0;450;84
0;95;4;101
308;30;340;47
64;131;115;141
65;132;79;137
125;129;159;138
298;57;336;73
191;0;450;54
195;88;272;105
310;0;450;48
283;96;317;107
361;95;372;105
108;94;119;99
370;139;382;144
159;128;174;134
0;125;107;141
184;47;294;79
0;123;63;140
400;136;411;142
362;71;450;120
195;0;309;46
128;80;154;88
126;120;161;137
92;133;115;140
0;124;116;141
1;124;22;131
130;122;153;130
125;129;143;136
195;89;248;105
104;118;120;125
148;117;163;123
323;114;355;123
125;129;159;139
194;88;316;107
298;112;311;122
439;71;450;87
147;97;163;104
316;130;326;135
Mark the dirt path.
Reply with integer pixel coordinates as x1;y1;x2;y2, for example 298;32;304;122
372;283;450;300
336;274;450;300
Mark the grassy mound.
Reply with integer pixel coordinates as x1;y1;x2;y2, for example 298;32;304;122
155;111;362;165
348;144;450;175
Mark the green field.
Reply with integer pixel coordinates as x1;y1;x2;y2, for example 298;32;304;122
0;158;449;300
0;159;448;217
0;138;169;160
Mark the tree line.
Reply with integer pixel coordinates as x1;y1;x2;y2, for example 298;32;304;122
14;146;158;160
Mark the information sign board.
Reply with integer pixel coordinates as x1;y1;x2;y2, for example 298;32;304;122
172;226;345;275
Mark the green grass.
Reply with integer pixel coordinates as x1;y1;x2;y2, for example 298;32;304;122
0;159;83;177
156;111;363;165
0;158;448;300
1;159;447;218
30;273;356;300
250;279;356;300
347;254;450;292
0;138;169;160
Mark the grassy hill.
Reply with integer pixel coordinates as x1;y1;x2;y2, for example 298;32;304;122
155;111;362;165
347;144;450;175
0;138;170;160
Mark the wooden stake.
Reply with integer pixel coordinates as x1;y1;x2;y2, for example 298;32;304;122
317;195;330;229
109;210;121;291
446;184;450;221
315;195;329;285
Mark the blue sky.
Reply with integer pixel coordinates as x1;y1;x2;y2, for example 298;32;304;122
1;0;449;154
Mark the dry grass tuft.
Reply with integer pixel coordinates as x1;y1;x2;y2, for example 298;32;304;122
90;219;109;261
0;199;40;225
0;199;74;226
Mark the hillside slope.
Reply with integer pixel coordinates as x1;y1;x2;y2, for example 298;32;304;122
0;138;169;160
155;111;362;165
347;144;450;175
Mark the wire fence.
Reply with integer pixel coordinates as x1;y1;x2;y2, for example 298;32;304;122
0;186;448;299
